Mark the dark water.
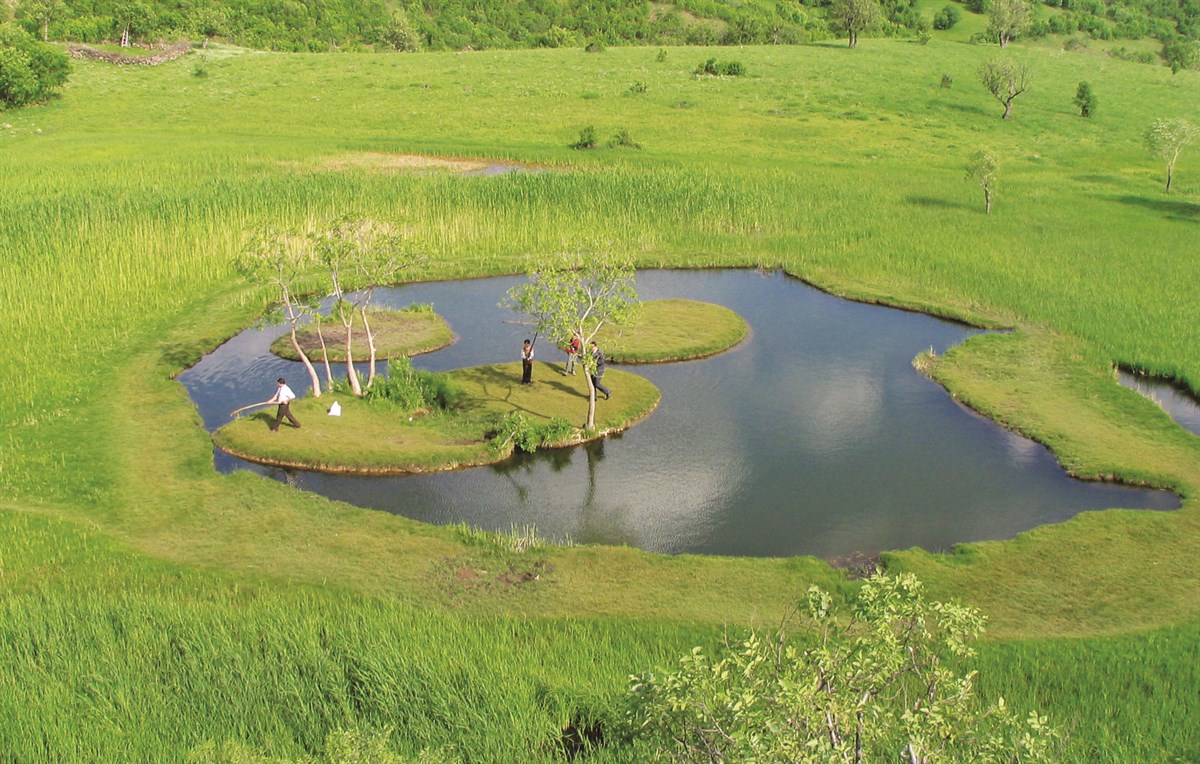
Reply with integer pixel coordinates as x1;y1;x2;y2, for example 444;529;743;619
1117;371;1200;436
179;270;1178;558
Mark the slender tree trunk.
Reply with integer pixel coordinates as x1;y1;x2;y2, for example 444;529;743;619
984;188;992;214
338;306;362;396
849;29;857;48
361;305;378;389
42;21;49;42
315;321;334;392
283;300;321;398
585;375;597;430
1002;99;1013;120
1165;165;1173;193
202;36;209;49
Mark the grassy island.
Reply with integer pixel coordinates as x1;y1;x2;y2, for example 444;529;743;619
599;298;748;364
270;305;453;362
213;362;660;473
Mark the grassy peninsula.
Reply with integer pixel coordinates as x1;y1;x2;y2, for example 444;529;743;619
270;305;453;362
600;298;748;363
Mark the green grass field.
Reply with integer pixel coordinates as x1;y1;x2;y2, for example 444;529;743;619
1;37;1198;760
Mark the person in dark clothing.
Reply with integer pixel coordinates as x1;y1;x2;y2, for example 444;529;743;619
589;341;610;400
269;377;301;431
521;339;534;384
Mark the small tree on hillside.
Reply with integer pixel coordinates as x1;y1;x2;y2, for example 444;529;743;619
1160;38;1198;75
504;252;638;431
1073;81;1096;117
966;149;999;214
1145;118;1199;193
830;0;882;48
188;6;228;49
987;0;1031;47
978;57;1030;120
238;228;322;398
625;573;1061;764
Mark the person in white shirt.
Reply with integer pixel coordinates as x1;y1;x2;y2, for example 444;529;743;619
269;377;301;431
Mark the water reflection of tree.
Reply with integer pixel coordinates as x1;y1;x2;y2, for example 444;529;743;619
488;447;574;503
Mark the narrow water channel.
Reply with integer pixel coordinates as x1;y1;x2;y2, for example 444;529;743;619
179;270;1178;558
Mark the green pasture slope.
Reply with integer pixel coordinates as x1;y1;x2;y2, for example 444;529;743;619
1;39;1198;760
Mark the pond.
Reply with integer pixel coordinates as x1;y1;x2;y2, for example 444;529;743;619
179;270;1178;559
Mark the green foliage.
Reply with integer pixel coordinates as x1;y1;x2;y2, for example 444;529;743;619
624;573;1061;763
364;358;461;412
488;411;575;454
1073;81;1095;117
625;80;647;95
965;148;1000;214
694;58;746;77
977;56;1031;119
934;3;962;29
0;21;67;108
1161;37;1198;74
569;125;597;150
941;72;954;87
192;53;208;78
829;0;884;47
1144;117;1200;192
606;128;641;149
987;0;1032;45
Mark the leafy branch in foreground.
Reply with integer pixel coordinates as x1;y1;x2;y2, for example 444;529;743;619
624;573;1060;763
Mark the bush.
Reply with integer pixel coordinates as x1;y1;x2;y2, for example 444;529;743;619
570;125;597;150
1074;81;1096;117
363;358;461;411
941;73;954;88
607;128;641;149
626;80;648;94
488;412;575;454
694;58;745;77
933;4;961;29
0;23;69;109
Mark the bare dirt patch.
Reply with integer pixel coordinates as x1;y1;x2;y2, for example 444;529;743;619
306;152;540;176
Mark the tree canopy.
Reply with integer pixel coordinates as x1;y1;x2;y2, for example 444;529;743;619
0;22;68;109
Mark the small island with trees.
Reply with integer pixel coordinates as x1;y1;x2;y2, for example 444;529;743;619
215;247;750;474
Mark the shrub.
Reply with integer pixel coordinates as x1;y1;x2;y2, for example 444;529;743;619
192;55;208;78
0;23;69;109
607;129;641;149
694;58;746;77
655;48;667;62
941;73;954;88
488;412;575;454
570;125;597;149
1074;81;1096;117
627;80;648;95
584;40;605;53
364;358;461;411
933;4;961;29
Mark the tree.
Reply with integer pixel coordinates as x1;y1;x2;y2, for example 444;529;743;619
382;8;421;51
829;0;882;48
504;252;638;430
188;6;229;49
113;1;154;47
965;150;999;214
978;57;1030;120
987;0;1031;47
1160;38;1198;75
1145;118;1199;193
311;218;421;395
625;573;1060;764
237;228;322;399
0;22;67;109
1073;81;1096;117
15;0;65;42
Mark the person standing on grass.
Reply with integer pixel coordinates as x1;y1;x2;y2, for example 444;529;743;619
521;338;534;384
590;341;611;400
564;332;582;376
269;377;301;431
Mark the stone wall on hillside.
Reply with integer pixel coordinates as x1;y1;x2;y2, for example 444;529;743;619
68;41;191;66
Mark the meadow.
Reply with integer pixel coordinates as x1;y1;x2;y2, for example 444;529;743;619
0;37;1198;760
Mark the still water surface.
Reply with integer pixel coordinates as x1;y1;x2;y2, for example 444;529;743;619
180;270;1178;558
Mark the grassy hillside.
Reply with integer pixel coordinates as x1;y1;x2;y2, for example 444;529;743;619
0;39;1198;760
